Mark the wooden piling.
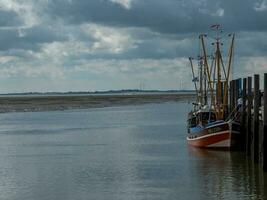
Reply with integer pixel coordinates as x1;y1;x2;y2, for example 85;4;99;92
246;77;252;156
225;73;267;172
230;80;233;113
236;78;241;101
253;74;260;163
233;79;237;109
241;78;247;150
263;73;267;171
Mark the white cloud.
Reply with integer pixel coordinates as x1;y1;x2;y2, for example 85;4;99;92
254;0;267;11
0;64;65;79
0;56;16;64
40;40;89;60
0;0;45;27
199;7;224;17
83;23;137;54
196;1;224;17
0;0;266;93
109;0;134;9
214;8;224;17
0;56;193;91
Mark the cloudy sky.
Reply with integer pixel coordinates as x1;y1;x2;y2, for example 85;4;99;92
0;0;266;93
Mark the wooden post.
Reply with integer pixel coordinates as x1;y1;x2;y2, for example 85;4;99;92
230;80;233;113
246;77;252;156
234;79;241;107
233;79;237;110
254;74;260;163
241;78;247;150
235;78;242;150
237;78;241;100
263;73;267;171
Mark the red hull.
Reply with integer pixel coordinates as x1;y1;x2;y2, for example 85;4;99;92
187;131;231;148
187;120;240;148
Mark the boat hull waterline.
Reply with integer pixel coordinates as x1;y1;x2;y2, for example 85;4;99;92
187;121;240;148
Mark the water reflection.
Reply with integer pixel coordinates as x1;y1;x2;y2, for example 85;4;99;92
188;147;267;200
0;102;267;200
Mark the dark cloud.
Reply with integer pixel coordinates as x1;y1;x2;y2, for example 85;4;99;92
46;0;267;34
1;0;266;59
0;9;22;27
235;32;267;57
0;0;266;92
0;25;68;52
221;0;267;32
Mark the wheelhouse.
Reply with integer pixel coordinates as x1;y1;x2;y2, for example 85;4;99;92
187;111;217;129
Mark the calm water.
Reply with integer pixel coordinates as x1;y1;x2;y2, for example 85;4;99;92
0;102;266;200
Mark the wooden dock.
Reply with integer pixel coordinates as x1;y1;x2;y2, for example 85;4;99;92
230;73;267;172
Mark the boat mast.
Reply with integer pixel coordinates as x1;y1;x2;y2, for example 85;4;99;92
189;57;199;103
200;35;215;108
210;24;228;119
211;25;235;119
199;58;203;105
189;25;235;120
223;34;235;115
204;61;207;105
215;27;222;118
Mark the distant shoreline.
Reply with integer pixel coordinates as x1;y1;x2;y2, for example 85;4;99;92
0;93;195;113
0;90;194;96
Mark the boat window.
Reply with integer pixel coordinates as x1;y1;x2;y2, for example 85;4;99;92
201;113;209;120
209;113;216;122
201;112;216;126
201;113;209;126
190;116;197;127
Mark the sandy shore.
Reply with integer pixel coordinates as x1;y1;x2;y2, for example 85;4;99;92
0;93;195;113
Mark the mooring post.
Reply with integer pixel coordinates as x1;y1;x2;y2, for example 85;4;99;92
254;74;260;163
263;73;267;171
233;79;237;109
233;79;237;111
235;78;242;150
241;78;247;150
235;79;240;106
237;78;242;100
230;80;233;113
246;77;252;156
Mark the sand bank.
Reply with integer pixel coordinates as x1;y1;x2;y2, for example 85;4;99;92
0;93;194;113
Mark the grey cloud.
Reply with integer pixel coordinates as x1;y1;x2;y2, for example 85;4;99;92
0;9;22;27
0;25;68;52
1;0;266;61
45;0;212;33
46;0;267;34
235;32;267;57
40;0;267;62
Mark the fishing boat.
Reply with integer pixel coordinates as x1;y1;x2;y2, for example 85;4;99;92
187;25;241;149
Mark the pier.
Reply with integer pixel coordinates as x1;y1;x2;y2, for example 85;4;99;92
230;73;267;172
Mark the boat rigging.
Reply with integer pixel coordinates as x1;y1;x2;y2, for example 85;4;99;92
186;25;240;149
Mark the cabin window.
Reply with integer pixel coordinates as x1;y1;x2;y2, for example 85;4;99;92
189;116;197;128
201;112;216;126
209;113;216;122
201;113;209;126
